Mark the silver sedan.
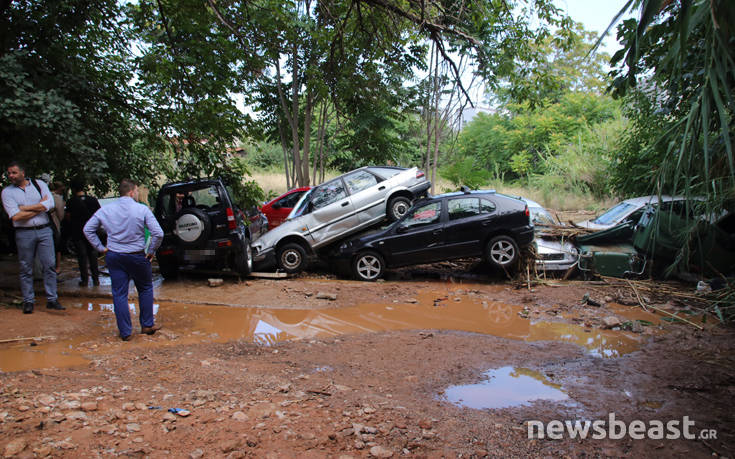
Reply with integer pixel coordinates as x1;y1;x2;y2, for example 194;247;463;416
252;166;431;273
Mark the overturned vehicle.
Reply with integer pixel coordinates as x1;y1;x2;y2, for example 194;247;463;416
576;202;735;280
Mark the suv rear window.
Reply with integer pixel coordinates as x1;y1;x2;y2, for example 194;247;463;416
160;185;223;218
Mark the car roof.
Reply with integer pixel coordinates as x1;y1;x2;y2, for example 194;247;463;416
618;195;684;206
160;178;223;190
435;189;497;199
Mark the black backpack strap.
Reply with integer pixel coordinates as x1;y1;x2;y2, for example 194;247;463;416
30;178;43;197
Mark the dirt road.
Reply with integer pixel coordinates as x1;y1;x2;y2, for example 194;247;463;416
0;256;733;458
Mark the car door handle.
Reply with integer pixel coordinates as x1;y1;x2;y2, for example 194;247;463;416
482;220;494;226
378;186;386;190
433;229;443;235
341;201;349;207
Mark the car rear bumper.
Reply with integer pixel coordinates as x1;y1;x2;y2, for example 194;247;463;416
516;226;535;247
409;181;431;198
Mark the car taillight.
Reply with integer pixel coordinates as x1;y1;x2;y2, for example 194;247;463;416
226;207;237;230
159;249;174;256
416;170;425;179
524;206;530;218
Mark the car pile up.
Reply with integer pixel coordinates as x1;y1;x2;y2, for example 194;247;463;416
530;196;735;281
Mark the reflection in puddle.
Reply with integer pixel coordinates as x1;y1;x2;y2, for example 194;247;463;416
444;367;569;409
0;288;644;372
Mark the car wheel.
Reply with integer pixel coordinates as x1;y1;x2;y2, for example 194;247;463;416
486;236;519;268
277;243;308;274
173;207;211;247
158;259;179;280
352;250;384;281
234;238;253;276
387;196;411;222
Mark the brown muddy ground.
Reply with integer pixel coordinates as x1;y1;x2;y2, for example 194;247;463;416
0;255;734;458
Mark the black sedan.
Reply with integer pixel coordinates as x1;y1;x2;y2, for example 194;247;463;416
335;189;535;281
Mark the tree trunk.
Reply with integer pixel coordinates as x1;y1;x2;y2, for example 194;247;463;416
424;41;435;176
430;44;440;194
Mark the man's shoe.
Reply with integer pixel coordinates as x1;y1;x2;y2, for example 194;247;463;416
141;324;162;335
46;300;66;311
121;335;132;341
92;278;100;286
22;302;34;314
79;279;88;287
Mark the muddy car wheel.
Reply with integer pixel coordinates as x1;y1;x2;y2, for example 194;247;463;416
277;243;307;274
486;236;519;268
387;196;411;222
353;251;385;281
234;238;253;276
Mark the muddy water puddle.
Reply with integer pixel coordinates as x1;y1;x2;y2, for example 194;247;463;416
1;290;643;372
444;366;569;409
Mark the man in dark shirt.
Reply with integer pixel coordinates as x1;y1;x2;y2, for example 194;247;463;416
65;179;101;286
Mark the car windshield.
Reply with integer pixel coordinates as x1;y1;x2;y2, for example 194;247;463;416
592;202;637;225
288;188;315;219
529;206;556;225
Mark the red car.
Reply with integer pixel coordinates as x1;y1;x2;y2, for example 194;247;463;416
260;186;312;229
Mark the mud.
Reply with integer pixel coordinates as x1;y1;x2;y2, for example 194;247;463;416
0;256;733;458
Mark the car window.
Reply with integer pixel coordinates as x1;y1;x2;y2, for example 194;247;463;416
592;202;637;225
310;179;347;210
480;199;496;213
344;170;379;194
276;190;305;209
448;198;480;221
367;167;403;179
399;202;441;230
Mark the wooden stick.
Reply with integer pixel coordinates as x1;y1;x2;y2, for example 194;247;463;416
0;335;55;344
625;279;649;312
646;304;704;330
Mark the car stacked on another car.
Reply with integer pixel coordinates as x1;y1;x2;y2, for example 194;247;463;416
576;195;692;230
252;166;431;273
335;188;535;281
260;186;312;229
154;178;268;279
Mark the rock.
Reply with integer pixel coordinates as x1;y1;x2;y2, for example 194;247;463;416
221;439;243;453
362;407;376;414
135;402;147;410
16;406;29;412
122;403;136;411
232;411;249;422
604;296;614;303
126;423;141;432
190;448;204;459
354;441;365;450
98;425;117;434
3;438;27;457
369;445;394;458
405;298;418;304
208;278;224;287
32;445;52;457
37;395;55;406
81;402;98;412
59;401;81;410
418;419;432;430
55;440;76;450
631;321;644;334
316;292;337;301
66;411;88;421
163;413;177;421
278;384;291;393
602;316;622;329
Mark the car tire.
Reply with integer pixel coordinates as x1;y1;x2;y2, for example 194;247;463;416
485;236;519;269
158;258;179;280
387;196;411;222
233;238;253;276
277;243;308;274
173;207;211;247
352;250;385;281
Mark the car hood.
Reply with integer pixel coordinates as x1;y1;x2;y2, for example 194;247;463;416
574;220;610;230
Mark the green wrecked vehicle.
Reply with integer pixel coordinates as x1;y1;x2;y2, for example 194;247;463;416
577;204;735;279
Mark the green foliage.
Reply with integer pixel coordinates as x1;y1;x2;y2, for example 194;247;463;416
454;92;621;181
438;156;491;190
0;0;153;194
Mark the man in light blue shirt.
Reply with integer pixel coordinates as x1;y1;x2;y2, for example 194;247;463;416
84;179;164;341
1;161;63;314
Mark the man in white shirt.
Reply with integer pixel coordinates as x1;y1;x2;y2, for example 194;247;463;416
1;161;64;314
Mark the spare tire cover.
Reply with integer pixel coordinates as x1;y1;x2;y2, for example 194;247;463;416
174;212;206;243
